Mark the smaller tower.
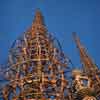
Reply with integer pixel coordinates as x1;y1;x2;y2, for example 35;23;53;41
73;33;100;99
73;32;98;74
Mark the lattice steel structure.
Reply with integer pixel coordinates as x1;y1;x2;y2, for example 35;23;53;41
0;10;71;100
0;10;100;100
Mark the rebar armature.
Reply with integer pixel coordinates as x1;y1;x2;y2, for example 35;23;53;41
0;10;70;100
0;10;100;100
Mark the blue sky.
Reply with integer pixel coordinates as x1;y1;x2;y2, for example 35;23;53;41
0;0;100;68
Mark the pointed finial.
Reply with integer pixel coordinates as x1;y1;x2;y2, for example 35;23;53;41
33;9;44;25
31;9;47;36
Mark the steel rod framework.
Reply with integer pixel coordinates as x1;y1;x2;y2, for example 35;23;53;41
0;10;100;100
0;10;70;100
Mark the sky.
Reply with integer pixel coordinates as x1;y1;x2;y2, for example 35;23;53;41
0;0;100;68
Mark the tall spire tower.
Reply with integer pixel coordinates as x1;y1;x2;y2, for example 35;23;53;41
0;10;70;100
